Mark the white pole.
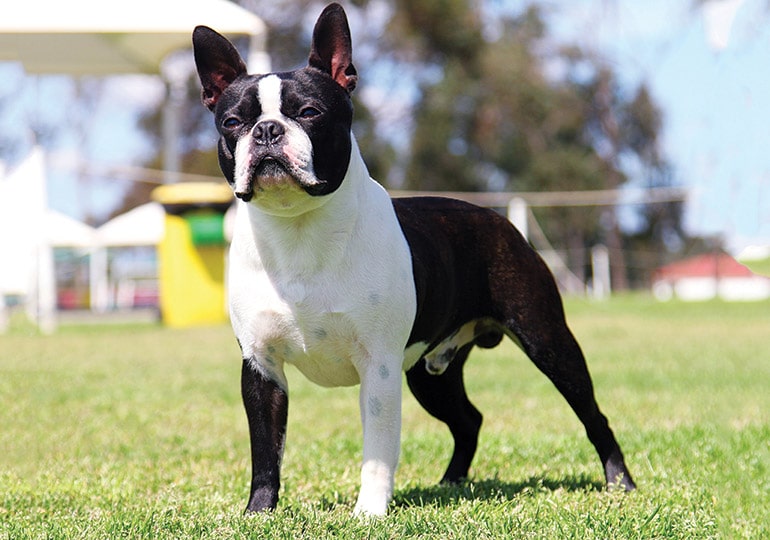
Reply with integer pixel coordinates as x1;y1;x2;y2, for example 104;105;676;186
160;53;191;184
248;32;271;73
591;244;611;300
507;197;528;241
90;246;110;313
0;295;8;334
37;241;57;333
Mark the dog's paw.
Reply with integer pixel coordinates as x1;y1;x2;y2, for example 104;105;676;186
353;483;391;517
354;462;393;517
353;498;389;518
604;452;636;492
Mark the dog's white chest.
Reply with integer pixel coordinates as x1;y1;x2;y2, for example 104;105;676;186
228;165;416;390
229;250;367;387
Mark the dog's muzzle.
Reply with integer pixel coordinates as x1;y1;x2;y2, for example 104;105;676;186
234;155;301;202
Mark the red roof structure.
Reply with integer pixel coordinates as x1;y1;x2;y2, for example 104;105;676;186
654;252;755;281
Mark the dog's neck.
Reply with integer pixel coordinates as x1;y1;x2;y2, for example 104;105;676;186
234;135;376;278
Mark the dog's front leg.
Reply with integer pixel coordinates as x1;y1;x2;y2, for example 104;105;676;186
353;357;402;516
241;358;288;513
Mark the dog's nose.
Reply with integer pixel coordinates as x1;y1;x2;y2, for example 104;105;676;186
234;189;254;202
253;120;285;146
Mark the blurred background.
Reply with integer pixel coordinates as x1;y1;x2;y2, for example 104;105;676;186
1;0;768;332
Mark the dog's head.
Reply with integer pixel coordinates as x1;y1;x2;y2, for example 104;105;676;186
193;3;358;216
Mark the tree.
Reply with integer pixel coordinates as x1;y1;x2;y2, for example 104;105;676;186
395;6;606;284
395;3;681;289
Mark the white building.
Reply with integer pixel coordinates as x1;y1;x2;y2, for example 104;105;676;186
653;252;770;302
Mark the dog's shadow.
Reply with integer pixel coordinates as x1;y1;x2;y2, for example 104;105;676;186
393;475;603;509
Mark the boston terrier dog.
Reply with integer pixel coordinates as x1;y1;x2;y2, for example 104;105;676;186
192;2;635;517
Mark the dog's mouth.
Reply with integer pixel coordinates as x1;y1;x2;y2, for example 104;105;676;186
235;157;299;202
255;157;290;179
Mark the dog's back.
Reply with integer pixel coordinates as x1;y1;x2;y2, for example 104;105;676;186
393;196;559;349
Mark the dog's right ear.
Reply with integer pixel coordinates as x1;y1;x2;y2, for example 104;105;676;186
192;26;248;111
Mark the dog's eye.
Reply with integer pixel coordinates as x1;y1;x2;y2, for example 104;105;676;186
298;107;321;119
223;117;241;129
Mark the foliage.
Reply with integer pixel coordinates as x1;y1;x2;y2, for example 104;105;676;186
393;4;683;289
1;297;768;538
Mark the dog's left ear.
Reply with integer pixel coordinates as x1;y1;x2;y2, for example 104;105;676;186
308;3;358;93
193;26;248;111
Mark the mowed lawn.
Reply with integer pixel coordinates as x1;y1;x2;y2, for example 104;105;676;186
1;297;767;539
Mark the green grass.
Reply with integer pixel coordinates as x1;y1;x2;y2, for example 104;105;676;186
1;296;768;538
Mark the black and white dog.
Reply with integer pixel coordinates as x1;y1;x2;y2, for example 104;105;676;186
192;2;635;516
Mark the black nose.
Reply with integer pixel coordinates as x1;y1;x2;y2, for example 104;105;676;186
253;120;285;146
234;189;253;202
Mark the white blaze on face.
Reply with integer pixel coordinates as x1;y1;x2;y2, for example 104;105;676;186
233;75;284;196
258;75;282;117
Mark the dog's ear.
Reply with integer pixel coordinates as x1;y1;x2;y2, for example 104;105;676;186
308;3;358;93
192;26;248;111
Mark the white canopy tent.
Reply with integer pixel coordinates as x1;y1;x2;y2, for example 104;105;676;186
0;0;269;175
47;211;98;248
0;0;267;331
0;155;164;323
91;203;165;313
0;0;268;75
0;148;84;332
96;203;164;247
0;147;48;299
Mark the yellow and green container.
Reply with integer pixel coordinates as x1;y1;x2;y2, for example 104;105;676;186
151;183;233;327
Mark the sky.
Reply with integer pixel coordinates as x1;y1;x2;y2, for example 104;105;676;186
545;0;770;253
0;0;768;255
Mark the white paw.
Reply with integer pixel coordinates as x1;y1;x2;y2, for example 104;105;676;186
354;460;393;516
353;493;389;517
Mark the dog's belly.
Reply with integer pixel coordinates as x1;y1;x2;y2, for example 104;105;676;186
287;352;363;388
239;303;425;388
237;306;365;387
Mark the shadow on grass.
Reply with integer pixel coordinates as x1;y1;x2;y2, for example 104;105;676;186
394;475;603;508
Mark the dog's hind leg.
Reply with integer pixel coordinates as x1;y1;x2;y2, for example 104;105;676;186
503;301;636;491
406;343;483;484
